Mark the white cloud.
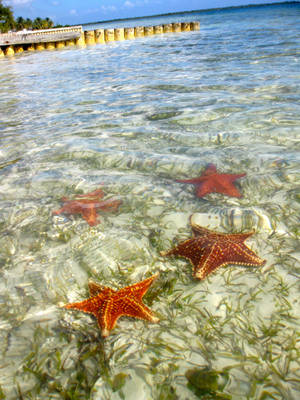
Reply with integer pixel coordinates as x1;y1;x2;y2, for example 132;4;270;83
124;1;134;7
52;1;59;5
70;9;77;16
101;5;117;13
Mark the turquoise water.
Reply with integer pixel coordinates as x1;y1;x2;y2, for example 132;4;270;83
0;3;300;399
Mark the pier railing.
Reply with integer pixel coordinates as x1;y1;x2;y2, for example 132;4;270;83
0;26;83;46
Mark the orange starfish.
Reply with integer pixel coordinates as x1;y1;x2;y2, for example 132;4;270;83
176;163;246;198
53;188;121;226
63;273;159;338
161;221;265;280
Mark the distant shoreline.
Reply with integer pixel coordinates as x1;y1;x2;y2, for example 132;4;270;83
81;1;300;26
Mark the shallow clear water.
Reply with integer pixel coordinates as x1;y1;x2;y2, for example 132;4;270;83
0;3;300;399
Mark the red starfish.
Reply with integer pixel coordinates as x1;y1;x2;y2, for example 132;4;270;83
161;220;265;280
63;273;159;338
52;188;121;226
176;163;246;198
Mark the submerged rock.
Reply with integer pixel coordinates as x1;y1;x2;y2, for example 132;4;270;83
185;367;231;399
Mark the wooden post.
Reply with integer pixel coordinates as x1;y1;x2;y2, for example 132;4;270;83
134;26;144;38
190;21;200;31
55;41;65;49
124;27;135;40
85;30;95;45
65;39;75;47
76;32;86;47
36;43;45;51
181;22;190;32
144;26;154;36
95;29;105;44
14;45;24;53
27;44;35;51
45;42;56;50
154;25;163;34
163;24;173;33
5;46;14;56
172;22;181;33
114;28;125;41
104;29;115;42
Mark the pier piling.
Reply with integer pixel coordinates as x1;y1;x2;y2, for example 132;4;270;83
154;25;163;34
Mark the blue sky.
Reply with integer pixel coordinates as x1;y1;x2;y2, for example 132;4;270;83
3;0;288;25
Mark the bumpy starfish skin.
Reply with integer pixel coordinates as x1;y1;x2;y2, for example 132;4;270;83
176;163;246;198
161;222;265;280
53;188;121;226
63;273;159;337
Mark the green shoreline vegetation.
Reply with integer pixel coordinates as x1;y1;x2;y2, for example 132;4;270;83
0;0;58;33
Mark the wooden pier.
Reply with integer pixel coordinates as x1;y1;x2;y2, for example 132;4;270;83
0;26;82;46
0;22;200;57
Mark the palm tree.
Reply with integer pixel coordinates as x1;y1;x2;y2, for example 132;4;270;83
44;17;54;29
24;18;33;30
16;16;25;31
0;0;15;32
32;17;42;30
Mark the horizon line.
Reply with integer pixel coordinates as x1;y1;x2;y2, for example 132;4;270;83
79;1;300;26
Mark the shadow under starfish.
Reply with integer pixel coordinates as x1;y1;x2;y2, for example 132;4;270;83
53;187;122;226
161;218;266;280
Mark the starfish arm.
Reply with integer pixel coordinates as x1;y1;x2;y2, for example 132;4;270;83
190;222;215;237
81;207;99;226
226;231;255;242
162;238;207;270
96;199;122;212
52;207;65;216
195;240;265;279
224;242;266;267
193;243;224;279
88;281;115;297
202;163;218;176
53;199;74;215
176;165;218;185
96;298;118;337
63;295;104;316
195;181;214;197
76;188;104;199
54;201;85;216
213;177;243;198
119;273;159;301
96;296;159;338
190;222;255;243
117;297;159;323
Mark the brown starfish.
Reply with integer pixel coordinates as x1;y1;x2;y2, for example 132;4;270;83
52;188;121;226
176;163;246;198
161;220;265;280
63;273;159;338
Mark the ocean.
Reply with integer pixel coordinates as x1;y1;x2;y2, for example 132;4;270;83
0;2;299;399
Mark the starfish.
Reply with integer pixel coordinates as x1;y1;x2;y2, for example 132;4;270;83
176;163;246;198
63;273;160;338
53;188;121;226
161;221;265;280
